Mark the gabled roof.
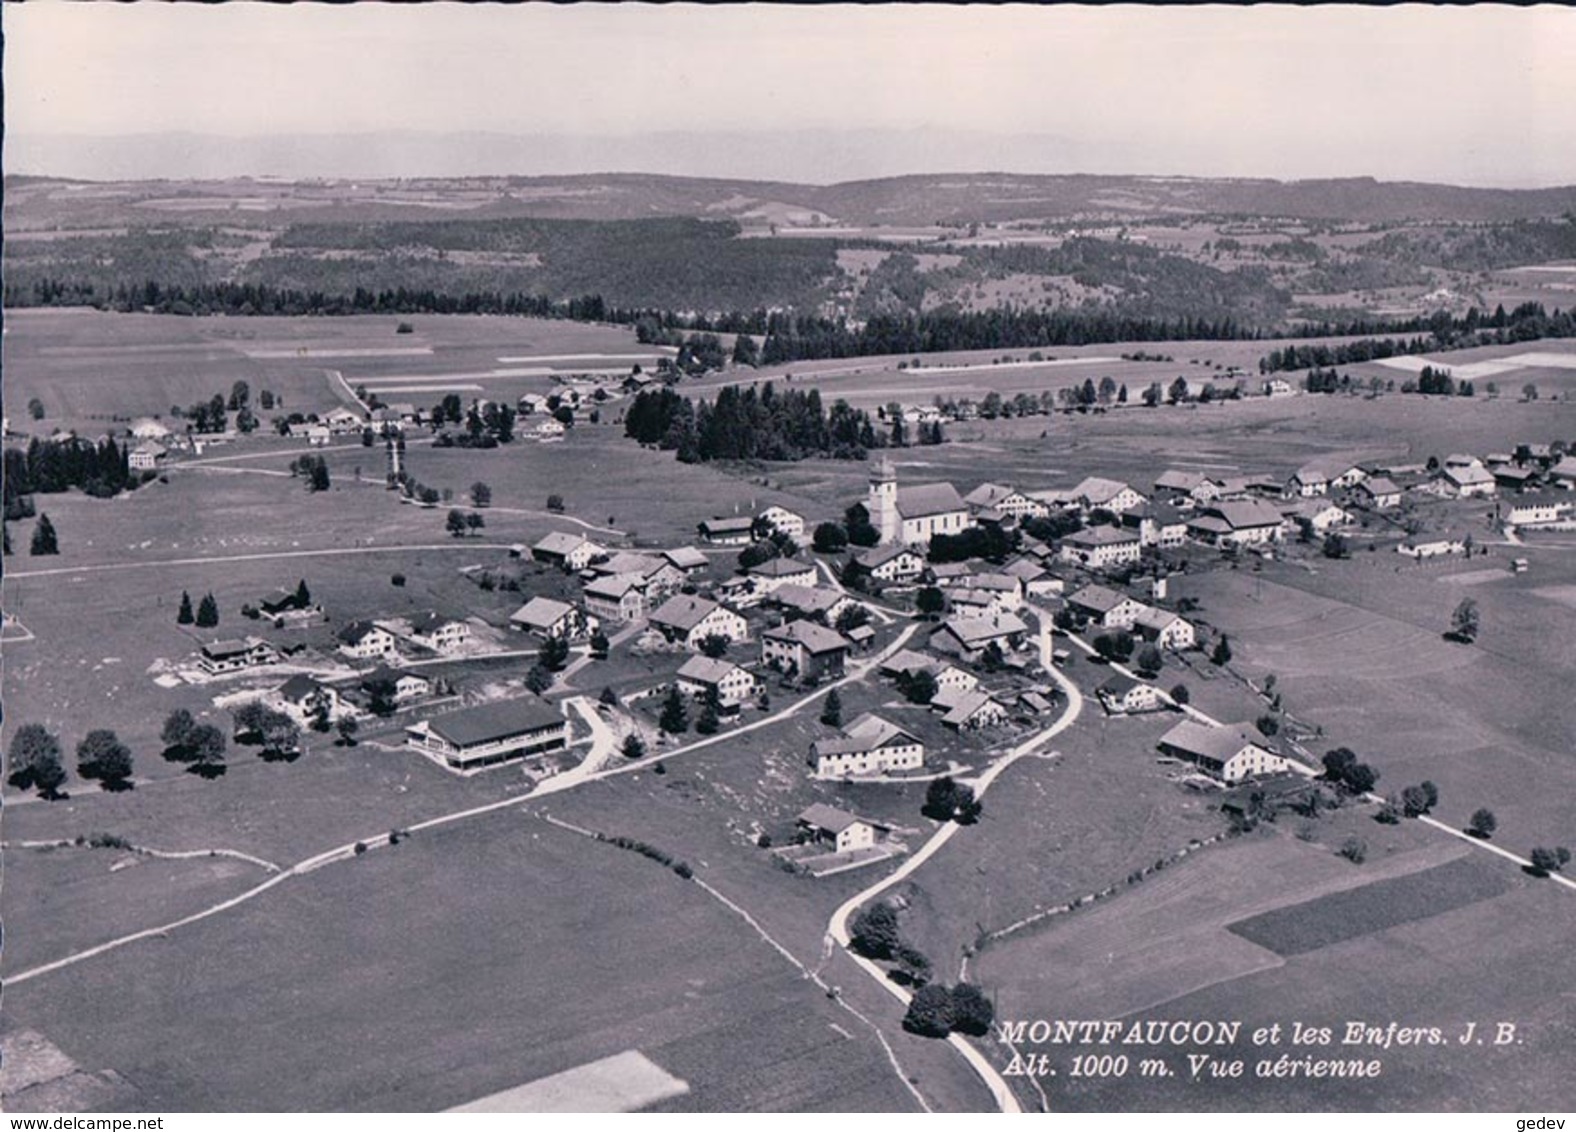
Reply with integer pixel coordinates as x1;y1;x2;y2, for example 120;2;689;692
844;712;917;747
1133;606;1183;633
747;557;816;578
941;690;1005;727
763;620;849;654
337;619;389;645
364;665;427;688
510;596;576;629
771;583;844;616
1359;476;1401;496
1067;584;1137;613
676;655;751;685
699;515;755;534
1002;557;1048;582
936;611;1028;645
1072;476;1141;506
1064;525;1140;547
1154;469;1213;493
410;611;460;635
1158;719;1271;767
650;594;728;633
1550;456;1576;480
880;648;940;677
1443;464;1495;486
856;543;923;569
584;572;644;599
797;803;867;834
964;482;1026;509
1203;500;1285;530
928;561;972;579
534;531;595;557
277;674;327;702
598;552;668;578
663;546;709;571
894;482;967;519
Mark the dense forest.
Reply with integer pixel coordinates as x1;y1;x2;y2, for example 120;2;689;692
1258;302;1576;372
624;384;892;463
4;437;137;513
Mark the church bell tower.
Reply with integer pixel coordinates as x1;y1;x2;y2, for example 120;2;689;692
869;456;899;544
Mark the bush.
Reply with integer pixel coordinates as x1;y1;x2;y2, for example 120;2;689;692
1339;837;1368;864
849;903;902;960
1468;807;1497;839
391;573;406;587
950;982;995;1036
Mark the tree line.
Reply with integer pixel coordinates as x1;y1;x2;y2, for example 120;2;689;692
624;384;886;463
1259;303;1575;374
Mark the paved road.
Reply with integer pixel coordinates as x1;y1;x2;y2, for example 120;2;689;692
825;609;1085;1114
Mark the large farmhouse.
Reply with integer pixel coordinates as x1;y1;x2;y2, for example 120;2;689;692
761;621;850;681
1157;719;1289;783
648;594;748;650
810;713;925;778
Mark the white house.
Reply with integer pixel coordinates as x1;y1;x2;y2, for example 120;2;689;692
128;442;167;472
361;665;431;705
796;804;876;853
510;597;599;641
1439;456;1497;498
853;544;926;584
929;612;1029;662
1096;674;1161;714
810;713;925;778
1507;495;1572;526
648;594;748;650
675;655;760;707
1058;526;1143;569
1132;607;1196;650
337;620;398;661
272;674;350;724
408;612;470;653
1282;499;1353;534
935;688;1010;730
1158;719;1288;783
583;573;648;622
761;621;850;681
1066;584;1147;629
744;557;819;595
1398;534;1469;559
1070;476;1146;514
963;483;1048;520
757;505;806;541
197;637;279;675
1355;477;1403;509
1188;500;1286;548
532;532;605;572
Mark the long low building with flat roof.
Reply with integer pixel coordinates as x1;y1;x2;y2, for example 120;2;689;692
406;696;568;770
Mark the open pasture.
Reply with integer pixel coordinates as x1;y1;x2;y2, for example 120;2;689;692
1179;564;1576;860
1;811;925;1112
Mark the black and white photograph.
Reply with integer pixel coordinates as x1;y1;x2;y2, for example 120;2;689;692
3;2;1575;1117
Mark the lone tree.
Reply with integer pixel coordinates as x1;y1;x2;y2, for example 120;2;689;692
820;688;843;728
7;723;63;791
621;733;647;760
195;593;220;627
538;635;571;672
697;633;729;659
898;668;939;705
470;481;492;508
546;493;565;513
76;729;134;789
849;902;903;960
923;776;982;824
188;723;227;777
1210;633;1233;666
1451;598;1480;643
659;685;689;734
590;630;611;659
902;984;957;1038
177;591;195;624
161;709;198;759
1529;846;1571;876
335;717;359;747
309;460;331;492
1170;683;1190;705
446;509;469;538
30;513;59;556
1468;808;1498;840
813;522;848;553
915;587;946;619
1136;644;1163;675
950;982;996;1037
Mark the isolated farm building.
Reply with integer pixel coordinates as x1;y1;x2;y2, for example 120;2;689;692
744;556;818;595
1354;477;1402;509
1096;674;1161;715
324;408;364;435
1121;502;1190;549
796;804;876;853
405;696;568;770
769;583;858;626
662;546;711;576
1281;498;1353;534
810;713;925;778
928;611;1028;663
649;594;748;650
583;573;648;622
527;418;566;442
361;665;431;704
532;532;605;572
1187;500;1286;548
128;442;168;472
1132;607;1196;651
1262;378;1295;398
1058;525;1143;570
1066;584;1147;629
198;637;279;675
337;620;397;662
852;544;926;584
1153;469;1220;503
867;457;972;546
964;482;1048;521
757;505;806;541
1549;455;1576;488
935;688;1010;731
675;656;760;708
510;596;599;641
698;516;756;545
1157;719;1288;783
273;674;348;724
1398;533;1469;559
761;621;850;681
1506;495;1572;526
258;588;323;626
1070;476;1146;514
408;612;470;653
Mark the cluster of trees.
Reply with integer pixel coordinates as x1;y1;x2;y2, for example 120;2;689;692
7;722;145;798
177;590;221;627
289;454;332;491
446;509;486;537
927;524;1020;565
848;902;935;989
1321;747;1381;796
232;701;303;760
923;776;982;824
903;981;996;1039
625;384;884;463
160;709;228;776
6;436;139;503
1377;780;1440;824
429;394;517;445
1259;303;1576;374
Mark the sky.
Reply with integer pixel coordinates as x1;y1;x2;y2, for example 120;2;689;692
6;3;1576;186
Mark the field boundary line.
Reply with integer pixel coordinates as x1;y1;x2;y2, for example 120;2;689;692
7;542;517;579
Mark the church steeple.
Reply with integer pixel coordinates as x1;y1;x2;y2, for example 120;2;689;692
869;456;899;544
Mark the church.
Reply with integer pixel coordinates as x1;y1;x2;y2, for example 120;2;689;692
868;457;972;546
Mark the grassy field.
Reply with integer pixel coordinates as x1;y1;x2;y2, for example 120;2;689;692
1;810;925;1113
2;308;653;430
972;824;1574;1110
